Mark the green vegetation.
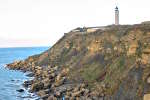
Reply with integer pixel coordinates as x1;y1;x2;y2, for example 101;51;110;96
136;41;142;58
22;24;150;99
81;63;104;82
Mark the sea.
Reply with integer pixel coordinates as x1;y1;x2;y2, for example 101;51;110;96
0;47;49;100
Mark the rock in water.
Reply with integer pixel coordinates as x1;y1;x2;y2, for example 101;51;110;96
26;73;34;77
23;80;33;88
16;89;24;92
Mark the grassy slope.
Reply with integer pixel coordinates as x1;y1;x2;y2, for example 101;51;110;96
26;24;150;99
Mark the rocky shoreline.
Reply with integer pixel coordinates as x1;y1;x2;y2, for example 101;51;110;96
7;61;102;100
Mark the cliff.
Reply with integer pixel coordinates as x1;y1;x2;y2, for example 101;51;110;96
7;23;150;100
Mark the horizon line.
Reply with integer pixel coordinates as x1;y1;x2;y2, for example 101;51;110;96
0;45;50;48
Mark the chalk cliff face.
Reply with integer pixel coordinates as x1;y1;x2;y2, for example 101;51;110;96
7;24;150;100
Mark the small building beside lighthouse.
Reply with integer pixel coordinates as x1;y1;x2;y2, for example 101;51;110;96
115;6;119;25
69;6;120;34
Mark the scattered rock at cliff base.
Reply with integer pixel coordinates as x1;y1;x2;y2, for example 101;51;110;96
30;82;44;92
23;80;33;88
7;24;150;99
26;72;34;77
47;95;57;100
37;90;49;99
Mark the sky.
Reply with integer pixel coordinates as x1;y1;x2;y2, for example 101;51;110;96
0;0;150;47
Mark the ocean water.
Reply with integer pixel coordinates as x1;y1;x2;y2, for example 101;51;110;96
0;47;49;100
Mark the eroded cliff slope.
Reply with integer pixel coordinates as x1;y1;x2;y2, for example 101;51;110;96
7;24;150;100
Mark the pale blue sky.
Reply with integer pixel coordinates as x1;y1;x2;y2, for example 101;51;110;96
0;0;149;47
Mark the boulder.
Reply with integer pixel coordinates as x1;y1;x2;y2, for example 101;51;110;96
50;73;56;78
47;95;57;100
26;72;34;77
54;91;61;97
37;90;46;97
66;91;71;97
80;83;86;88
53;66;58;71
65;95;70;100
141;54;150;64
72;91;82;97
16;89;24;92
42;78;51;88
36;66;42;70
54;78;65;87
35;69;42;76
23;80;33;87
66;86;73;91
70;97;76;100
30;82;44;92
56;74;62;81
42;70;49;77
41;94;49;100
84;89;90;94
61;68;70;76
44;89;50;94
37;90;49;99
73;86;80;92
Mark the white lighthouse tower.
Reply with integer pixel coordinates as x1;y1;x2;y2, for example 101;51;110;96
115;6;119;25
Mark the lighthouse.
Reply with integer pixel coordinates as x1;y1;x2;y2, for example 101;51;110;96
115;6;119;25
